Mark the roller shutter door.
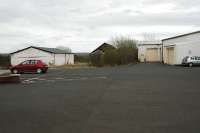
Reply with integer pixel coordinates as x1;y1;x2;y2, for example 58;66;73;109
146;48;159;62
167;47;175;65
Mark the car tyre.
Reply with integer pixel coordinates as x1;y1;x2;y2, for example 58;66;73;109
37;68;42;74
189;63;193;67
42;70;47;73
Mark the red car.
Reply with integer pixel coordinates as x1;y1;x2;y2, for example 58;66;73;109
10;60;48;74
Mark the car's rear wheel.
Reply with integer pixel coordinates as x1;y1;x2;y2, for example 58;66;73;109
37;68;42;74
12;69;18;74
42;70;47;73
189;63;193;67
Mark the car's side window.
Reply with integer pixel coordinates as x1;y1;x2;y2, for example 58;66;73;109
22;60;30;65
35;60;39;64
30;60;36;65
191;57;195;60
195;56;200;60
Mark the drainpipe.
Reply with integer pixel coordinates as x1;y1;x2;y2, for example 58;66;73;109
162;40;164;63
54;54;55;65
65;54;66;65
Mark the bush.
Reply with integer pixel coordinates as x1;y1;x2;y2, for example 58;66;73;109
113;36;138;65
90;36;138;67
112;36;137;49
74;54;90;63
0;54;10;68
90;51;104;67
103;49;119;66
117;47;138;65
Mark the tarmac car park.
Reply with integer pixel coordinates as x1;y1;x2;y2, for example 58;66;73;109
1;63;200;133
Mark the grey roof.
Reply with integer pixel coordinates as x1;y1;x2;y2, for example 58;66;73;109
35;46;71;54
10;46;73;54
162;31;200;41
91;43;116;53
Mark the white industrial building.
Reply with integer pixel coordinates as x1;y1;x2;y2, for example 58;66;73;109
10;46;74;66
162;31;200;65
138;41;162;62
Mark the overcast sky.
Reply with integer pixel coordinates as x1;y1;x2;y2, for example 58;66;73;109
0;0;200;53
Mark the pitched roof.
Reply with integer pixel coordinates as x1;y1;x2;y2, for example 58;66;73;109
10;46;73;55
162;31;200;41
91;43;116;53
35;46;71;54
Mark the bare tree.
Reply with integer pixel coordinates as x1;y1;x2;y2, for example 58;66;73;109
142;33;157;41
111;36;137;49
56;46;72;53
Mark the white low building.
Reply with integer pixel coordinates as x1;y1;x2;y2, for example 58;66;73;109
162;31;200;65
138;41;162;62
10;46;74;66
